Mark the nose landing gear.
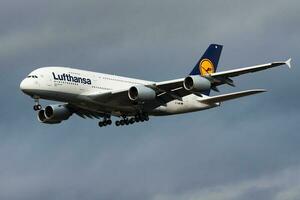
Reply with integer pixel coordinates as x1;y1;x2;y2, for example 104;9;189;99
33;98;42;111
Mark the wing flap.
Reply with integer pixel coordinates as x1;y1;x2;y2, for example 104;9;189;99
199;89;266;104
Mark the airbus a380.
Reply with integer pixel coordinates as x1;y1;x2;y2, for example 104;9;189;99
20;44;291;127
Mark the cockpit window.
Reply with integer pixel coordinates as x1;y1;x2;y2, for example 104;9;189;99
27;75;38;78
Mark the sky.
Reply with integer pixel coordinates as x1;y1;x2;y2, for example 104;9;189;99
0;0;300;199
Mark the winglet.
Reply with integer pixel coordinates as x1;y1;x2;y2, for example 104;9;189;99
286;58;292;69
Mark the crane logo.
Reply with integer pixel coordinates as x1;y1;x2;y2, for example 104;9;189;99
199;59;214;76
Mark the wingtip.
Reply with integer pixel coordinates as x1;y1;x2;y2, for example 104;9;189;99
260;89;267;93
286;58;292;68
255;89;267;93
245;89;267;94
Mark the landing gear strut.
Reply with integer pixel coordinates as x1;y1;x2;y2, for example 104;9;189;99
33;98;42;111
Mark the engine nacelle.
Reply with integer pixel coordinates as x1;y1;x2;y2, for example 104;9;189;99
128;85;156;101
37;110;62;124
44;104;72;121
183;75;211;92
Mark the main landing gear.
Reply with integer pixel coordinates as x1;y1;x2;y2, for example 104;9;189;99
98;117;112;127
97;113;149;128
115;113;149;127
33;98;42;111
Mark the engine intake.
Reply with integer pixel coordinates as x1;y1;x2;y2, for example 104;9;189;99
37;110;62;124
183;75;211;92
128;85;156;101
44;104;72;121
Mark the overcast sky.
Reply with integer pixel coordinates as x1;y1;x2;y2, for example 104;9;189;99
0;0;300;199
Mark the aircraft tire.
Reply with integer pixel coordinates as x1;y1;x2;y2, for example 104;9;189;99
125;119;129;125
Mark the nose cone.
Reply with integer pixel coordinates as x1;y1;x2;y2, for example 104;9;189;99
20;79;30;93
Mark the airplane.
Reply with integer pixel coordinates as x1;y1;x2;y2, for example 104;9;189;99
20;44;291;127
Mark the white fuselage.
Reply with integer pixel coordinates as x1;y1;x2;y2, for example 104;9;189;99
20;67;216;117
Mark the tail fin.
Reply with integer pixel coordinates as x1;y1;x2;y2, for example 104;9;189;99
189;44;223;95
189;44;223;76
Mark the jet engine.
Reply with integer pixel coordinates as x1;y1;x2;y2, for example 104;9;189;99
37;110;62;124
37;104;72;124
128;85;156;101
183;75;211;92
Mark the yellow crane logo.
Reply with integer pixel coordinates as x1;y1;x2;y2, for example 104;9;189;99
199;59;214;76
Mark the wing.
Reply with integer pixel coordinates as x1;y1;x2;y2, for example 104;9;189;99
83;84;190;107
83;89;129;105
206;59;291;88
67;103;108;119
147;78;191;102
153;58;291;98
79;59;291;107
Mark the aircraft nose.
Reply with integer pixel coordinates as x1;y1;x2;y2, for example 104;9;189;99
20;79;29;92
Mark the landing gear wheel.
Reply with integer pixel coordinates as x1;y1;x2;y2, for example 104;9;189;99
115;121;120;126
33;105;42;111
133;113;149;123
120;120;125;126
135;116;140;122
99;118;112;127
125;119;129;125
129;118;135;124
33;98;42;111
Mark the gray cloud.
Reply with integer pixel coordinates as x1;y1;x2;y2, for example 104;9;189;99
0;0;300;199
151;165;300;200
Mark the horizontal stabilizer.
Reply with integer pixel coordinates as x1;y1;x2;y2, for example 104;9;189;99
199;89;266;104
